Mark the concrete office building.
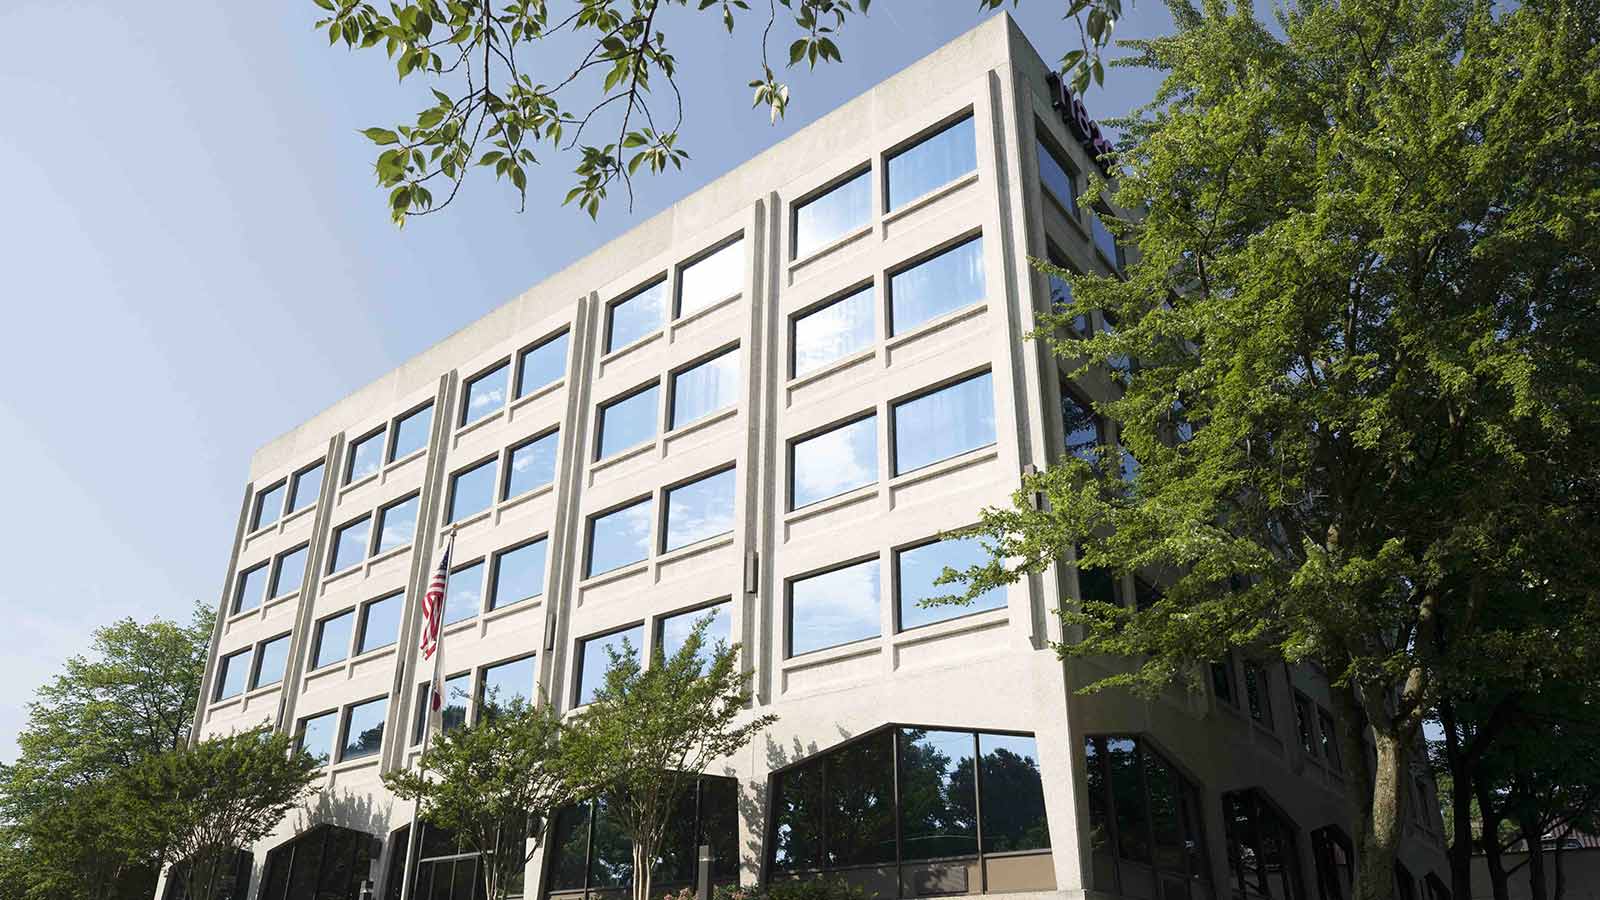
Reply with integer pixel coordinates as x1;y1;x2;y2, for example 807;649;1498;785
174;14;1451;900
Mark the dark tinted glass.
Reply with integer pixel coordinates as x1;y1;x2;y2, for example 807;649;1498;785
347;430;385;483
216;648;250;700
340;696;388;761
253;483;285;530
789;558;880;656
587;499;653;577
791;415;876;509
664;468;736;552
889;237;985;335
897;535;1005;630
447;459;497;523
670;349;740;428
589;793;634;888
607;281;667;353
979;733;1049;852
298;711;337;765
771;763;824;871
826;730;895;867
252;635;289;688
444;563;483;624
793;285;875;377
597;384;660;459
577;626;641;706
795;169;871;258
289;461;324;513
329;516;371;572
899;729;978;859
462;363;509;425
376;495;419;554
313;611;354;669
517;331;569;398
235;563;268;614
1107;737;1149;862
505;432;558;498
548;805;591;890
491;540;546;609
1089;209;1120;270
887;115;977;209
357;593;402;654
1146;748;1184;871
391;404;433;460
892;371;996;473
1062;387;1102;464
270;546;307;598
679;239;745;316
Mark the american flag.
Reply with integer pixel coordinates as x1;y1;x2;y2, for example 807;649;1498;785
419;534;454;739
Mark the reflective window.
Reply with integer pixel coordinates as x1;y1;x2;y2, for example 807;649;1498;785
889;236;985;335
1047;247;1090;335
789;558;879;656
288;461;324;513
792;285;875;377
261;824;376;900
678;238;745;317
893;371;996;474
447;458;497;523
340;696;388;762
587;498;653;577
252;482;285;530
234;562;269;614
444;562;484;625
479;655;535;716
546;775;739;892
415;672;471;742
826;729;896;867
791;415;876;509
462;362;509;425
391;403;433;461
670;349;740;429
346;429;384;484
1089;208;1122;271
1062;386;1105;466
517;331;569;398
771;760;824;871
313;610;354;670
1085;735;1211;896
663;468;736;552
298;711;337;765
900;729;978;859
490;539;546;609
576;626;642;706
357;593;402;655
252;634;289;689
897;535;1005;631
329;515;371;573
375;494;419;554
795;169;871;258
269;546;307;599
980;733;1049;852
887;115;977;209
505;431;558;499
1225;789;1301;900
607;280;667;353
215;647;251;700
597;384;659;459
657;601;732;666
1037;136;1077;212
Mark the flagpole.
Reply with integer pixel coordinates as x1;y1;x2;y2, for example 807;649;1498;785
398;527;456;900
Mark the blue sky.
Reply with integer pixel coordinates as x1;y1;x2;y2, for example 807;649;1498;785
0;0;1174;760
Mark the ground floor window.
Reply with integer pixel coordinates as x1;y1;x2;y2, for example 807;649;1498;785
162;850;253;900
1310;826;1352;900
1084;735;1213;900
260;824;377;900
386;820;527;900
1223;789;1302;900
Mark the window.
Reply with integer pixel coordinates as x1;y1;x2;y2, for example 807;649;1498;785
575;626;642;706
657;601;732;666
1085;735;1211;898
1061;384;1106;466
899;728;977;859
1312;826;1354;900
1045;246;1090;336
792;285;875;377
390;403;433;461
547;775;739;894
597;383;660;459
1224;789;1303;900
1073;551;1120;607
788;558;879;656
215;647;251;700
1037;135;1077;213
887;114;977;209
607;279;667;353
269;546;308;599
1212;659;1238;707
312;610;354;670
980;733;1050;852
298;710;337;765
340;696;388;762
1133;576;1162;611
478;655;535;716
260;824;377;900
288;461;324;513
346;429;384;484
252;482;285;530
252;634;290;689
447;458;497;523
888;236;985;335
790;414;877;509
490;539;546;609
678;237;745;316
892;371;996;474
670;348;740;429
897;534;1005;630
586;498;653;577
462;362;509;425
356;592;402;655
375;494;419;554
329;515;371;573
1318;707;1342;771
1089;207;1123;271
386;822;529;900
234;562;269;614
1294;692;1317;756
1244;660;1275;728
663;467;736;552
794;168;871;258
1119;429;1141;484
414;672;471;742
505;431;558;499
444;562;484;624
517;330;569;398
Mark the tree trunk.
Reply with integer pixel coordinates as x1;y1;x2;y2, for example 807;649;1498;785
1355;728;1406;900
634;838;654;900
1520;807;1548;900
1553;832;1567;900
1476;778;1511;900
1437;699;1477;900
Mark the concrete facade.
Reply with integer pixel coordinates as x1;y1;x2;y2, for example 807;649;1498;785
176;14;1450;900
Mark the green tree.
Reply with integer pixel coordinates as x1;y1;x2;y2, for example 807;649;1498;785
931;0;1600;898
383;695;576;900
563;615;775;900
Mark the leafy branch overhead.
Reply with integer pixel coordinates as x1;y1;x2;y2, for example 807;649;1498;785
314;0;1124;224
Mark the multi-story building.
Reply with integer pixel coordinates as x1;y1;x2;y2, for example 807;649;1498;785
174;14;1451;900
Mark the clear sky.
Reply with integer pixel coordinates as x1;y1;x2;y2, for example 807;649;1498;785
0;0;1174;761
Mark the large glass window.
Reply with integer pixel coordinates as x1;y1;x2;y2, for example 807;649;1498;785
518;330;569;398
900;728;978;859
479;655;535;716
447;458;497;523
896;534;1005;630
1046;247;1090;336
445;562;484;625
252;482;285;530
340;696;388;762
252;634;290;689
356;592;402;655
462;362;510;425
215;647;251;700
329;515;371;573
298;711;337;766
491;539;547;609
980;733;1049;852
586;498;653;577
1085;735;1211;898
260;824;377;900
1089;207;1123;271
793;285;875;378
892;372;996;474
678;238;745;316
346;429;384;484
788;558;880;656
545;775;740;893
375;494;419;554
234;562;268;614
288;461;324;513
657;601;732;666
597;383;660;459
1037;136;1077;213
663;468;736;552
607;280;668;353
795;169;871;258
1224;789;1303;900
269;546;308;599
414;672;471;742
1312;826;1354;900
385;822;528;900
826;729;896;867
505;431;558;499
390;403;433;461
670;348;740;429
791;414;877;509
313;610;354;670
887;115;977;209
575;626;642;706
889;237;986;335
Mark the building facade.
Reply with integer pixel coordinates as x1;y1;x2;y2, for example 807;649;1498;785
174;14;1450;900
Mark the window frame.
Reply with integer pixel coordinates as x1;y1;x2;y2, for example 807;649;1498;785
882;109;978;211
502;427;560;501
248;632;292;691
459;358;512;427
584;495;655;579
267;543;309;601
604;276;668;355
785;554;883;659
1035;128;1080;218
660;464;738;554
296;709;338;767
594;379;662;461
310;608;356;671
674;233;746;319
654;598;734;664
791;164;872;260
788;279;877;379
327;512;374;574
1293;691;1319;757
884;231;986;337
573;623;645;708
287;459;325;514
1243;659;1277;730
787;410;878;511
214;646;252;701
232;561;269;615
337;694;389;763
343;425;387;485
476;652;538;717
488;536;549;610
889;368;997;476
374;491;421;555
667;343;741;431
387;400;435;463
892;532;1007;633
445;455;499;524
355;590;404;656
1082;732;1215;897
250;480;287;531
515;327;572;399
